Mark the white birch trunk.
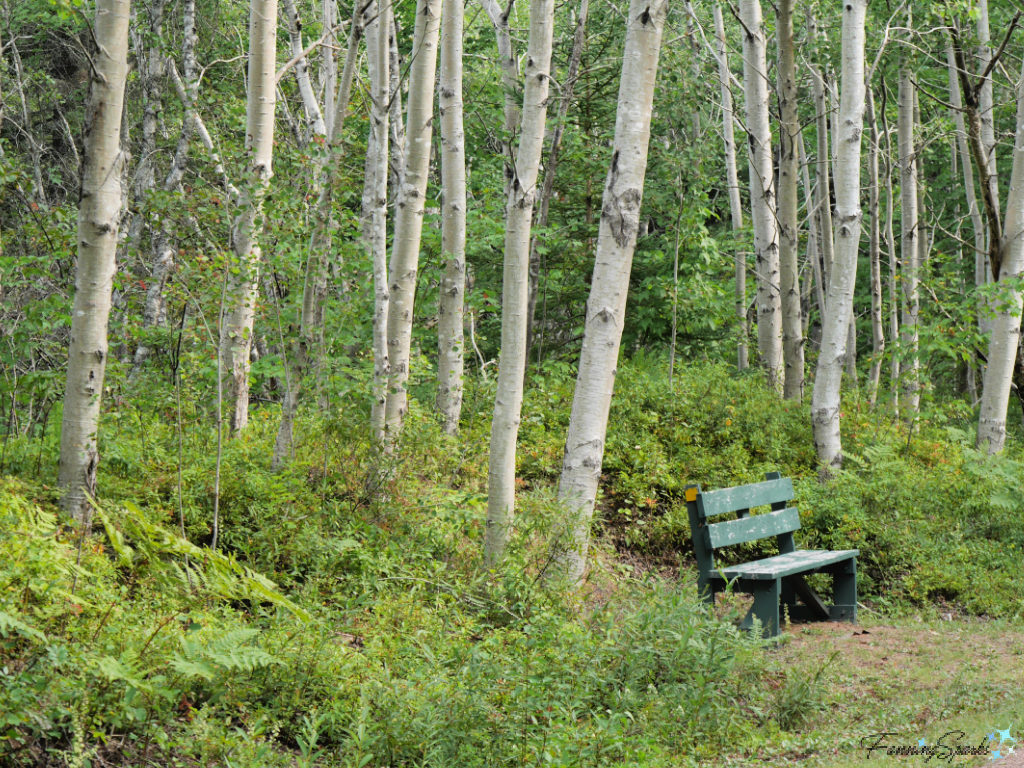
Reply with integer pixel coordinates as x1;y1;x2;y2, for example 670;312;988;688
58;0;131;522
479;0;522;195
898;68;920;422
366;0;392;442
436;0;467;434
323;0;338;137
881;101;899;412
809;0;866;475
382;0;443;439
807;11;835;296
388;17;405;198
865;85;884;405
798;130;826;326
552;0;669;584
776;0;802;400
945;42;989;332
739;0;782;391
220;0;277;434
483;0;556;566
272;0;363;466
282;0;327;141
977;0;999;244
977;56;1024;454
713;3;741;232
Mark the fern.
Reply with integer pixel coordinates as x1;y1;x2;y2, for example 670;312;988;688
171;628;281;682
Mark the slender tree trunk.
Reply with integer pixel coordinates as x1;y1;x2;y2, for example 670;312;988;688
483;0;556;566
977;55;1024;453
798;130;826;327
808;10;834;296
129;0;166;248
131;0;199;376
388;15;405;198
282;0;328;140
362;0;392;441
551;0;669;585
809;0;866;476
323;0;338;136
881;92;899;413
865;85;884;405
479;0;522;196
272;0;362;467
739;0;782;391
3;9;46;205
713;2;746;369
776;0;802;400
898;67;920;423
436;0;467;434
525;0;589;364
714;3;741;233
382;0;443;439
977;0;999;246
220;0;278;434
58;0;131;522
914;89;929;280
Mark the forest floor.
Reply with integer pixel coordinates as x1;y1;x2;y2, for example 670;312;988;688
719;614;1024;767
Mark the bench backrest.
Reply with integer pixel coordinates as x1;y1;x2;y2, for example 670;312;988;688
685;471;799;577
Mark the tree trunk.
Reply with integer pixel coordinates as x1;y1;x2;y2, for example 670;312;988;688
809;0;866;476
865;85;884;405
525;0;589;365
323;0;338;137
363;0;392;441
898;67;920;423
382;0;443;439
808;10;835;296
281;0;328;141
220;0;278;435
881;92;899;413
436;0;467;434
977;0;999;246
272;0;362;467
479;0;522;197
389;16;405;199
58;0;131;522
977;56;1024;453
713;3;742;233
798;130;826;328
739;0;782;391
776;0;802;400
483;0;556;566
551;0;669;585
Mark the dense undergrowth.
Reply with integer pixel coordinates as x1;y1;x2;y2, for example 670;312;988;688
1;357;1023;766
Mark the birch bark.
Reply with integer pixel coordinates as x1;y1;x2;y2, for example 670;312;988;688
552;0;669;584
436;0;467;434
478;0;522;195
977;0;1000;237
272;0;363;466
220;0;277;434
739;0;782;391
808;10;834;294
898;68;920;422
809;0;866;475
483;0;556;566
865;85;884;405
776;0;802;400
525;0;589;364
282;0;328;140
58;0;131;522
382;0;443;439
977;57;1024;453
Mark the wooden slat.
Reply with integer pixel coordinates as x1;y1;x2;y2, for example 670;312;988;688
698;478;794;518
706;507;801;548
716;549;859;580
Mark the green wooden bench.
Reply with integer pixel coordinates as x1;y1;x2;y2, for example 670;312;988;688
685;471;858;638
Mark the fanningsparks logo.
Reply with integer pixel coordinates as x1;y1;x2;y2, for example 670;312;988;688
861;726;1016;762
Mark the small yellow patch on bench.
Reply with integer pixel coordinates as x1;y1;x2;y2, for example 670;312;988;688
685;488;698;502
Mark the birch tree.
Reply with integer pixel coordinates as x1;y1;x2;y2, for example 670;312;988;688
807;10;835;296
898;66;920;423
865;84;884;404
58;0;131;522
436;0;467;434
382;0;443;439
551;0;669;584
739;0;782;391
776;0;802;400
220;0;278;434
809;0;866;475
478;0;521;194
977;60;1024;453
713;2;745;369
272;0;363;467
483;0;556;566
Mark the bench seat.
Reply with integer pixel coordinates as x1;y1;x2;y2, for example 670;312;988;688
714;549;859;581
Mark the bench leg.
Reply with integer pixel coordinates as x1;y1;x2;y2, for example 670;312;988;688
740;578;780;638
831;559;857;624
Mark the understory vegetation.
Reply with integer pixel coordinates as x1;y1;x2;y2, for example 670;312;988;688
2;358;1022;767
